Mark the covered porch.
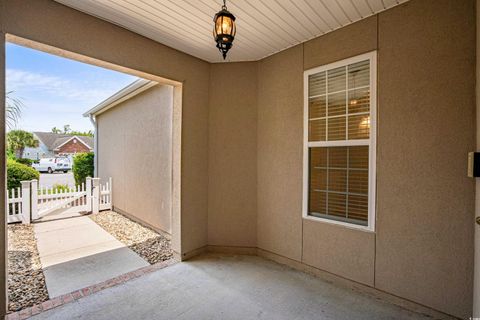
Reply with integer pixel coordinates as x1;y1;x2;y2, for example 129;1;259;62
0;0;478;319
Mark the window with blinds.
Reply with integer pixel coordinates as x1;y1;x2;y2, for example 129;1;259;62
303;52;376;230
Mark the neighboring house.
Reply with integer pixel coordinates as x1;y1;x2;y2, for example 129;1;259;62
84;79;173;234
23;132;94;160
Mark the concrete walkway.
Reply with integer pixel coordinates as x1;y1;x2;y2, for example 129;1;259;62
33;216;149;298
29;254;445;320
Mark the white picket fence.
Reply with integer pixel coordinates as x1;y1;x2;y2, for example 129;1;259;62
99;179;113;211
7;177;112;224
7;181;31;224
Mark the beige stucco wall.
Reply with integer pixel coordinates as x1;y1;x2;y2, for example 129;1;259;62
256;0;475;318
208;62;257;247
375;1;475;317
257;45;304;261
0;18;6;313
474;0;480;317
303;16;377;70
96;85;173;234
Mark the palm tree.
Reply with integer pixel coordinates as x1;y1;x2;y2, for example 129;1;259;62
7;130;38;159
5;91;23;129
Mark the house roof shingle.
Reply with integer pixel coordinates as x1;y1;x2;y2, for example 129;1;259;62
33;132;94;151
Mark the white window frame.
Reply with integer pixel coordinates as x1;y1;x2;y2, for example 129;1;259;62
302;51;377;232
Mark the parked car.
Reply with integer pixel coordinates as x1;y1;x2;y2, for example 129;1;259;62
32;157;72;173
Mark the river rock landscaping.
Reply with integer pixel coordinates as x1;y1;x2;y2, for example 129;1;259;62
89;211;173;264
7;224;49;312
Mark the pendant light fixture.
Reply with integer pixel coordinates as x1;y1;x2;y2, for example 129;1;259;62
213;0;236;60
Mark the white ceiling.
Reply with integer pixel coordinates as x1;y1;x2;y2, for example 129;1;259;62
55;0;408;63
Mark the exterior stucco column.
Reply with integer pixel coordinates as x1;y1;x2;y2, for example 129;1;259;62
474;1;480;316
0;13;8;316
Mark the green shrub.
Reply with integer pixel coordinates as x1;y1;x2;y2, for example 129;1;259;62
6;149;16;161
39;184;75;195
15;158;33;167
73;152;94;186
7;159;40;190
53;184;74;192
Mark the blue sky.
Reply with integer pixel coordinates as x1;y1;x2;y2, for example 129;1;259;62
6;42;138;132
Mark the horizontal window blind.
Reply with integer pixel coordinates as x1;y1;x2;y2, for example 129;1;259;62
308;61;370;142
304;53;375;229
309;146;368;225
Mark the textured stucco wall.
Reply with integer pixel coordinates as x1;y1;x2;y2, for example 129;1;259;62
257;45;304;261
303;16;377;69
256;0;475;317
97;85;173;234
208;62;258;248
375;1;475;317
475;2;480;317
0;9;7;313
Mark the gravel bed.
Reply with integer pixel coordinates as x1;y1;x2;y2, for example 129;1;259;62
89;211;173;264
7;224;49;312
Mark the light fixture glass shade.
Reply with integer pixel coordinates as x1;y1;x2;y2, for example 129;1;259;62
215;15;234;35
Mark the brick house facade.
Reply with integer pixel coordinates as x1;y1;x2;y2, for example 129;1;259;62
55;137;92;155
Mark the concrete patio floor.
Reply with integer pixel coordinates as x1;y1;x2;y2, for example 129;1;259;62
33;216;148;298
28;254;445;320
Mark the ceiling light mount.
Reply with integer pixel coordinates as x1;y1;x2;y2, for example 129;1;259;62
213;0;236;60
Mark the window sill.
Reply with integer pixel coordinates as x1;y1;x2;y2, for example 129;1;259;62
302;214;375;233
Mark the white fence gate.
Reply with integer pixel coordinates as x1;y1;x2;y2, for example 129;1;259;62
7;181;31;224
99;178;113;211
7;177;112;224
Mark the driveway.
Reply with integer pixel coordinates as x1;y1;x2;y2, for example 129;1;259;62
39;173;75;188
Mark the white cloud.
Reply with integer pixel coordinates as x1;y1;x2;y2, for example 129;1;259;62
5;67;137;132
6;69;67;92
6;68;131;106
